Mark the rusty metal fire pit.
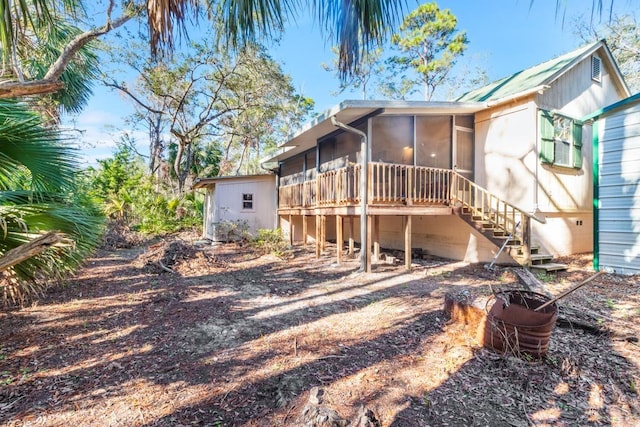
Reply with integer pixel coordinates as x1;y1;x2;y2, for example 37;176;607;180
484;290;558;358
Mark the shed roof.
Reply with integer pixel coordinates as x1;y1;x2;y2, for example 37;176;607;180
456;40;629;103
192;173;274;189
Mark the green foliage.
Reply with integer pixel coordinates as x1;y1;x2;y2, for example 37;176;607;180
105;35;313;185
250;228;292;258
388;2;469;100
0;99;104;303
83;142;203;236
214;220;250;242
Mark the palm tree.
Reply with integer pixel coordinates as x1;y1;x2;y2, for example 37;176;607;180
0;99;103;303
0;0;406;98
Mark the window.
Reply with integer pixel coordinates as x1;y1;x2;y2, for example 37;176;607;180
591;55;602;82
242;193;253;210
539;110;583;169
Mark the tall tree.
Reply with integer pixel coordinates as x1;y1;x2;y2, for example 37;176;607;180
105;38;312;192
387;2;468;100
322;46;385;99
575;13;640;92
0;0;406;99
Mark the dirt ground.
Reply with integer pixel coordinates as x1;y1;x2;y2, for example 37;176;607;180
1;233;639;426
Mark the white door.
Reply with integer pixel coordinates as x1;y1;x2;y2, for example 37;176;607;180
453;127;474;180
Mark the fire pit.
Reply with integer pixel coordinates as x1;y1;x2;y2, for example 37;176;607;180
484;290;558;358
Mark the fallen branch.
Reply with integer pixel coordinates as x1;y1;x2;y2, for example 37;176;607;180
0;232;64;272
156;261;175;274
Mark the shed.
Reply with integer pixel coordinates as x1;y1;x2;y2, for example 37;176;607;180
584;93;640;274
193;174;277;241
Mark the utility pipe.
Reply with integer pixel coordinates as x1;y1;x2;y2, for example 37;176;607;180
331;116;368;272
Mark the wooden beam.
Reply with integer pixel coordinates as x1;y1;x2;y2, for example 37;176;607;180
321;215;327;252
405;215;412;270
315;215;321;258
302;215;308;248
373;215;380;262
336;215;343;264
366;215;372;272
348;216;355;255
288;214;293;245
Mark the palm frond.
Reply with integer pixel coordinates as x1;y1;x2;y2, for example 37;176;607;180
0;99;77;192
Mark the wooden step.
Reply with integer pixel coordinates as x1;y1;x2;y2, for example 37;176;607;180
530;253;553;264
530;262;568;272
492;235;521;246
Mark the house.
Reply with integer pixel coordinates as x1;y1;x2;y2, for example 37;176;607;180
193;174;277;241
582;93;640;274
263;40;630;272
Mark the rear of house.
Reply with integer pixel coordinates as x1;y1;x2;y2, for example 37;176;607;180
460;40;628;259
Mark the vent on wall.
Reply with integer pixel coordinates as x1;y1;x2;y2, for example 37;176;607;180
592;55;602;82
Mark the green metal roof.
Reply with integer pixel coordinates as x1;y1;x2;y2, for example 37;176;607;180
456;41;604;103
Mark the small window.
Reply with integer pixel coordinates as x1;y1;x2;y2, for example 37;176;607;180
591;56;601;82
242;193;253;210
540;110;583;169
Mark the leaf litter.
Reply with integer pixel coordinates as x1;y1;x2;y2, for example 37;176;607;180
0;235;638;426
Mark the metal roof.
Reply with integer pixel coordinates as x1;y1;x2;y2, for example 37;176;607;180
192;173;274;189
456;40;630;103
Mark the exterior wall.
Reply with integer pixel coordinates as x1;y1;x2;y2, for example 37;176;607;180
203;176;277;240
473;53;625;256
537;53;626;118
596;102;640;274
474;101;538;210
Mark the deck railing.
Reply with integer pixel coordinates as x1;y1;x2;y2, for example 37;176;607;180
278;162;537;244
317;164;360;205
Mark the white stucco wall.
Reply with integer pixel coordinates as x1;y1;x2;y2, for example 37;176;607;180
202;176;277;240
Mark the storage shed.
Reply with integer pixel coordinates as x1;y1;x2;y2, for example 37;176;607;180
585;93;640;274
193;174;277;241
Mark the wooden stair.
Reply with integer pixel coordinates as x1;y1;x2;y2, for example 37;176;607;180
454;208;567;271
449;172;566;271
528;246;568;272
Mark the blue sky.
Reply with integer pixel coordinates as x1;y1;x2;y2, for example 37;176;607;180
65;0;638;165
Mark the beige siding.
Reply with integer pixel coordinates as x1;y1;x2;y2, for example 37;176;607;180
531;214;593;256
474;100;538;210
537;54;625;117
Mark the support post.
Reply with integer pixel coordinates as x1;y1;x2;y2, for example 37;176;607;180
366;215;372;272
373;215;380;262
348;216;355;255
302;215;308;249
321;215;326;252
405;215;412;270
521;215;531;266
315;215;321;258
336;215;343;264
288;214;293;245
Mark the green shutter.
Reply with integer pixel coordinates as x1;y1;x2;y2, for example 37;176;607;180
572;121;583;169
540;109;555;164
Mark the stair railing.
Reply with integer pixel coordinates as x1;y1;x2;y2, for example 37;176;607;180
449;171;546;264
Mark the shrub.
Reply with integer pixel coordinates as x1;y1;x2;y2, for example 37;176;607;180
251;229;292;258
